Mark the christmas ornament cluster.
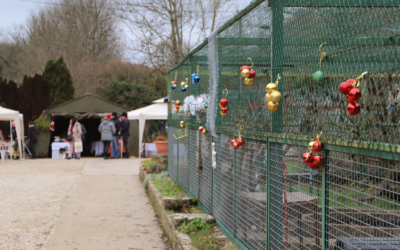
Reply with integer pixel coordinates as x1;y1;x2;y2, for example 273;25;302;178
198;126;207;134
191;73;200;84
174;100;180;113
265;74;282;112
180;121;185;128
180;78;189;92
231;124;245;149
171;80;177;89
240;58;256;85
163;97;170;103
302;132;324;169
338;72;370;116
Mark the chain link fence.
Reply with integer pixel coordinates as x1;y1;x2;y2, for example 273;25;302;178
167;0;400;249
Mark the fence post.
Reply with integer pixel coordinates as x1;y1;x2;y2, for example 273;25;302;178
187;127;191;190
266;141;271;250
233;148;237;237
210;136;214;212
321;150;330;250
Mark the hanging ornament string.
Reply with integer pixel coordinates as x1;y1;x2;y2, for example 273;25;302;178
247;58;254;69
197;65;200;75
174;72;178;82
318;43;327;71
275;74;281;85
354;71;371;88
223;88;228;98
237;123;242;138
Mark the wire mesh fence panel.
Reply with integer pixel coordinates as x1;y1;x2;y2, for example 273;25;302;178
199;132;213;211
270;143;324;250
213;134;235;233
188;129;200;198
235;138;267;250
168;126;178;179
178;132;189;190
326;152;400;250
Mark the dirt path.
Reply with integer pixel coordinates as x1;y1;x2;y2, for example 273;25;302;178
41;158;166;250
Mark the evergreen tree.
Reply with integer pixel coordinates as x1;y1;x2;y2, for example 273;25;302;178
42;57;74;107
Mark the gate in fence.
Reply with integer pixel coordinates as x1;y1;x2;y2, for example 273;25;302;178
167;0;400;249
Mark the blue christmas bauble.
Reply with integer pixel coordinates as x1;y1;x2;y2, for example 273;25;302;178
313;71;325;82
171;84;176;89
191;73;197;78
181;87;187;92
193;76;200;84
164;97;169;103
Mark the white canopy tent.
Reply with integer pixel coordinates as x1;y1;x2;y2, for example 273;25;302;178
0;107;24;160
127;100;167;158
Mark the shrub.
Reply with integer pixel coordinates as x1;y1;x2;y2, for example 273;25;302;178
178;218;211;234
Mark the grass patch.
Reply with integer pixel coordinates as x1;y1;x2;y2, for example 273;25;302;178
153;177;187;197
189;206;204;214
143;159;158;170
178;219;223;249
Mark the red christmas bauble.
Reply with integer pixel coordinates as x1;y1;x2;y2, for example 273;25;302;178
346;94;354;103
175;104;180;109
347;102;360;115
302;153;313;163
220;98;228;107
249;70;256;79
310;155;324;169
312;141;323;152
167;100;170;103
347;88;362;102
231;139;237;146
339;81;353;95
347;79;357;87
232;141;240;149
237;138;245;146
221;107;228;113
240;66;250;72
199;127;204;132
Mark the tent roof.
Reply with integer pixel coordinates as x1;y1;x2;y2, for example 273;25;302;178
0;107;23;121
128;103;167;120
153;98;165;103
46;94;129;119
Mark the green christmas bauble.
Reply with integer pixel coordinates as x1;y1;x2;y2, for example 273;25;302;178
313;71;325;82
205;104;208;108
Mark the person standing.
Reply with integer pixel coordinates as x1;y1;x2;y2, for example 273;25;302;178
99;114;116;160
120;112;130;159
110;112;121;158
27;121;39;159
67;118;82;160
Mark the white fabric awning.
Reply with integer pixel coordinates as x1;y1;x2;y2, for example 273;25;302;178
127;102;167;158
0;107;24;159
152;98;165;104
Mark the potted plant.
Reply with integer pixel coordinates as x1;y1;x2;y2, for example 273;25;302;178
33;111;51;158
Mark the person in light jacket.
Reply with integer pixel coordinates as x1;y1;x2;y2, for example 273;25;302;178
99;114;116;159
67;118;82;160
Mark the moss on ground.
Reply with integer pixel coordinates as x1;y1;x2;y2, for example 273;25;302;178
178;219;224;249
143;159;158;170
152;177;187;198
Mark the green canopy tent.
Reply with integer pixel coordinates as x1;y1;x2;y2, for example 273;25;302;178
42;94;138;158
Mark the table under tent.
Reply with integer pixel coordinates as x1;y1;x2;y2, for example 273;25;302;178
0;107;25;160
44;94;139;158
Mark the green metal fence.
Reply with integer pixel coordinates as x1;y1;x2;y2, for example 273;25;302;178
167;0;400;249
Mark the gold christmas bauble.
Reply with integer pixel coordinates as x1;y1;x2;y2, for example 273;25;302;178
267;101;279;112
174;108;179;113
219;103;222;108
270;91;282;103
220;111;227;116
202;129;207;134
180;82;185;87
244;78;254;85
241;69;250;78
265;93;271;102
176;100;180;105
308;141;315;152
266;83;278;94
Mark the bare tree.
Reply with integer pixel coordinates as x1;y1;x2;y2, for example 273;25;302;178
0;0;123;96
115;0;238;74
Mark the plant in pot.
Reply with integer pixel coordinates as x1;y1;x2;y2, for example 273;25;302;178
33;112;52;158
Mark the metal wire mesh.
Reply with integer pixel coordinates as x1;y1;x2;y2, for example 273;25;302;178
168;126;178;179
199;132;213;211
213;134;235;233
327;152;400;250
188;129;200;198
178;132;189;191
235;139;267;250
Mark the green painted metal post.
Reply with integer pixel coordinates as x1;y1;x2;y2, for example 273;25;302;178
270;0;284;134
233;148;237;237
187;125;191;190
210;136;214;212
321;150;330;250
266;141;271;250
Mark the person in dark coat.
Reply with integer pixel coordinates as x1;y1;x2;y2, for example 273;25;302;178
110;112;121;158
99;114;116;159
119;112;130;159
27;121;39;159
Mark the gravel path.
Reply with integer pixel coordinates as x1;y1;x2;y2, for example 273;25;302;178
0;159;85;250
42;158;167;250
